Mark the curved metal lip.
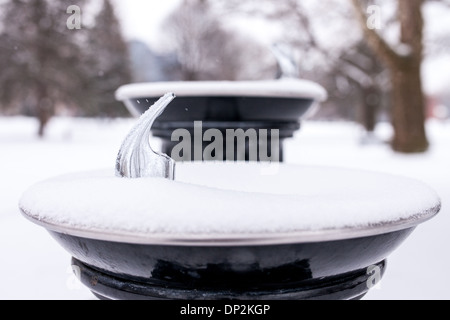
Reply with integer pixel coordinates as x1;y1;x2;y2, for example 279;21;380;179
20;203;440;247
115;80;328;102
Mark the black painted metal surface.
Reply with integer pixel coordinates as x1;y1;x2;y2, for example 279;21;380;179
131;97;314;122
129;97;313;161
73;258;386;300
51;228;414;300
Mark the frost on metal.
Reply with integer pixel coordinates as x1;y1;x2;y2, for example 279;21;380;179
116;93;176;180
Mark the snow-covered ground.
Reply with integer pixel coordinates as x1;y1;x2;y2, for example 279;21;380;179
0;116;449;300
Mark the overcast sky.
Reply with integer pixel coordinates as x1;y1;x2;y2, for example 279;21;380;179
112;0;181;49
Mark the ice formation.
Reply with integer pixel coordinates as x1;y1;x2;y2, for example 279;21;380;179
115;93;176;180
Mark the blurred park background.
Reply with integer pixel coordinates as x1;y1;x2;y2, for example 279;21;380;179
1;0;450;300
0;0;449;152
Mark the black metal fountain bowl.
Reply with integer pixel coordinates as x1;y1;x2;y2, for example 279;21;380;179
42;225;420;300
19;162;441;300
115;80;327;161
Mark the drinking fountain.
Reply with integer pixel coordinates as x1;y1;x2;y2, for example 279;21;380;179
115;79;326;162
19;85;441;300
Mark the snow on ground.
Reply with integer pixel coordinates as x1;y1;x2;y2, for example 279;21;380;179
0;117;133;300
0;116;449;300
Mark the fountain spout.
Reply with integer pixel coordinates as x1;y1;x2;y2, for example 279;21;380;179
116;93;176;180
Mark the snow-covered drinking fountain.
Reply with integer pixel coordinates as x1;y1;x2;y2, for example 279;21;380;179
19;79;441;300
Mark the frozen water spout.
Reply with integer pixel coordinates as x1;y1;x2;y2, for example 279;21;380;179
116;93;176;180
272;43;299;79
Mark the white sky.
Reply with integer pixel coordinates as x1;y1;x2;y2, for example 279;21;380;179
112;0;181;49
110;0;280;50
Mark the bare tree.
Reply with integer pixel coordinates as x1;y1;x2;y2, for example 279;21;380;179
217;0;389;132
219;0;450;152
326;40;390;136
0;0;90;136
350;0;429;153
162;0;275;81
0;0;131;135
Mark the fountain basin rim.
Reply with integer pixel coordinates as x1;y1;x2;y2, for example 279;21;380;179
20;204;440;247
115;80;328;102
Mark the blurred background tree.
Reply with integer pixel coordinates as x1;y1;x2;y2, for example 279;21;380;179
324;39;390;142
0;0;449;149
212;0;450;153
351;0;429;152
0;0;89;137
212;0;389;141
0;0;131;137
161;0;276;81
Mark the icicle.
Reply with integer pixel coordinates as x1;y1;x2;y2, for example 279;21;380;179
116;93;176;180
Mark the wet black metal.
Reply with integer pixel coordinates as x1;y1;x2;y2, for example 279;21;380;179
72;258;386;300
129;96;312;161
53;228;414;300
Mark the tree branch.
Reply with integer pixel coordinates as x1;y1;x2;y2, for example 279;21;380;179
349;0;399;66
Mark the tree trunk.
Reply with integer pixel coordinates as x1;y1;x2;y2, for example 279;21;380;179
391;0;428;152
37;103;51;138
350;0;429;153
360;86;379;133
36;85;53;138
391;62;428;152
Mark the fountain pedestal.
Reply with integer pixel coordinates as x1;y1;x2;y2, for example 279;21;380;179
72;257;386;301
116;81;326;161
